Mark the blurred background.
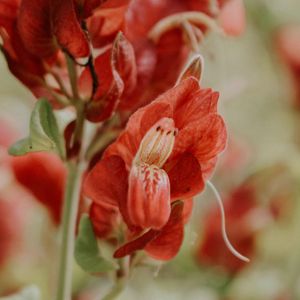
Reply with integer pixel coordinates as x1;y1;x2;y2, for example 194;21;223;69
1;0;300;299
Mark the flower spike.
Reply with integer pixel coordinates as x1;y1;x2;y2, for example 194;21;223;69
206;181;250;263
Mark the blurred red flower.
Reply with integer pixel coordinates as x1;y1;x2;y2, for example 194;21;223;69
11;152;66;225
197;183;272;274
84;77;226;260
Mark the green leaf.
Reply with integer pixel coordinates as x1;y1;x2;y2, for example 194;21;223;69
8;99;65;159
0;285;40;300
75;214;117;274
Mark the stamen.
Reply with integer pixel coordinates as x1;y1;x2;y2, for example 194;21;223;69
148;12;223;43
206;181;250;263
135;118;177;168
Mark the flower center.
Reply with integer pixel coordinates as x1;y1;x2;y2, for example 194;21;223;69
134;117;178;168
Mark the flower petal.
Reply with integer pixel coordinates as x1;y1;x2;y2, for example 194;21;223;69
173;89;219;128
172;114;227;166
12;152;66;224
128;163;171;229
17;0;57;58
90;202;119;238
84;155;128;206
0;0;19;33
87;3;129;46
144;200;184;260
166;152;204;200
85;33;136;122
113;200;184;259
52;0;90;59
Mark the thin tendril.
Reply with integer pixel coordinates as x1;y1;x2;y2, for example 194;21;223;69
206;181;250;263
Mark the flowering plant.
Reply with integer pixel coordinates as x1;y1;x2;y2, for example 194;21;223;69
0;0;250;299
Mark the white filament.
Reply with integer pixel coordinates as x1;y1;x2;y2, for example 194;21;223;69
206;181;250;263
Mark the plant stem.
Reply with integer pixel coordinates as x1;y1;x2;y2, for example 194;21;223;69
56;101;86;300
55;160;85;300
101;257;129;300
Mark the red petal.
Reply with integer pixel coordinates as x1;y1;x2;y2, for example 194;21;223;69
87;2;129;46
113;228;159;259
173;89;219;128
0;0;19;33
90;202;119;238
167;152;204;200
17;0;57;58
128;163;171;229
145;200;184;260
85;33;136;122
114;200;184;259
113;32;137;96
84;155;128;207
172;114;227;167
52;0;90;59
11;152;66;224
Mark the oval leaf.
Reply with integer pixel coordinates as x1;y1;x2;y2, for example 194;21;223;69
8;99;65;158
75;214;117;274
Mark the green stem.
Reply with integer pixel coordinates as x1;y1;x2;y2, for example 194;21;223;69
55;161;85;300
101;257;129;300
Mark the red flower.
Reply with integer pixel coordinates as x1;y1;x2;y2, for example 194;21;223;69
84;77;226;259
276;25;300;108
197;184;271;274
12;152;66;225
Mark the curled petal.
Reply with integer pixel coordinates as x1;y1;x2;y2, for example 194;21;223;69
84;155;128;206
85;33;136;122
52;0;90;59
128;163;171;229
112;32;137;96
114;200;184;259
